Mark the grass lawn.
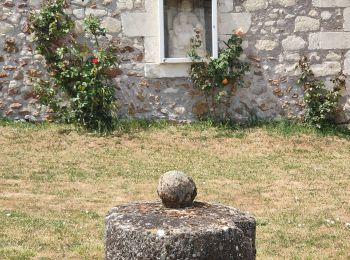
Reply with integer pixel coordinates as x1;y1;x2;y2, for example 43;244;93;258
0;120;349;259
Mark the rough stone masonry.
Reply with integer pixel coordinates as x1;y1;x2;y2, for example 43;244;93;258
1;0;350;122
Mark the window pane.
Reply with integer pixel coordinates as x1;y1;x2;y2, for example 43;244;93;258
164;0;212;59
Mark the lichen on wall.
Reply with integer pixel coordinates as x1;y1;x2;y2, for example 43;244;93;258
0;0;350;123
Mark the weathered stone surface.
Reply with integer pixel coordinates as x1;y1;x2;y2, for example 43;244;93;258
218;0;234;13
121;13;158;37
344;8;350;31
309;32;350;49
294;16;320;32
86;8;108;17
219;13;252;34
272;0;296;7
0;22;14;34
312;0;350;7
101;17;122;33
105;201;256;260
243;0;268;11
10;103;22;109
28;0;41;8
282;36;306;50
321;11;332;20
71;0;91;6
157;171;197;208
144;63;189;78
192;101;209;115
118;0;134;10
310;62;341;77
144;37;160;63
344;51;350;76
255;40;279;50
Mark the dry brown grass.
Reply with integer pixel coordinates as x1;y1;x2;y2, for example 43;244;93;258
0;122;349;259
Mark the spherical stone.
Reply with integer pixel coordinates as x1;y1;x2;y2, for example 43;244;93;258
157;171;197;208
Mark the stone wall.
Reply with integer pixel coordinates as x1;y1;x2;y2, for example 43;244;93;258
1;0;350;122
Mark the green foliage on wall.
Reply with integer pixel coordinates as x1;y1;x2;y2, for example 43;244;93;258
297;56;346;128
29;0;119;133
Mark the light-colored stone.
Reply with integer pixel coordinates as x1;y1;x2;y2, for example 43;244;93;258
284;52;300;61
282;36;306;50
344;8;350;31
144;37;160;63
243;0;268;11
294;16;320;32
86;8;108;17
71;0;91;6
255;40;279;51
28;0;41;8
73;9;85;19
218;0;234;13
218;13;252;34
326;52;341;61
101;17;121;33
321;11;332;20
145;63;190;78
121;13;158;37
312;0;350;7
145;0;158;13
308;10;319;17
272;0;296;7
344;51;350;75
309;32;350;49
157;171;197;208
0;22;14;34
118;0;134;10
310;62;341;77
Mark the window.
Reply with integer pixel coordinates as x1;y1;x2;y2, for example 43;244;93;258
159;0;218;63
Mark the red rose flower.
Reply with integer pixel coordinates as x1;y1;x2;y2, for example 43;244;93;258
91;58;99;64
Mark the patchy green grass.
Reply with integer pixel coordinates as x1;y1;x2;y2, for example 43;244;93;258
0;120;349;259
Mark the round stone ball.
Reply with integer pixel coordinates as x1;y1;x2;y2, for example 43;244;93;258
157;171;197;208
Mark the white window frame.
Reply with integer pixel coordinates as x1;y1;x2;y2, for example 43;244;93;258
159;0;218;63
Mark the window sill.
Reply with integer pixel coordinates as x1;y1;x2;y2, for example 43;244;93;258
161;58;192;64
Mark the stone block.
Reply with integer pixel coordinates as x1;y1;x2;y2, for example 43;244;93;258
117;0;134;10
310;61;341;77
145;63;190;78
86;8;108;17
309;32;350;49
145;0;158;13
344;8;350;31
344;51;350;75
294;16;320;32
282;36;306;50
271;0;296;7
144;37;160;63
255;40;279;51
243;0;268;11
0;22;14;34
101;17;122;33
218;13;252;34
28;0;41;8
121;13;158;37
71;0;91;6
312;0;350;7
105;201;256;260
218;0;234;13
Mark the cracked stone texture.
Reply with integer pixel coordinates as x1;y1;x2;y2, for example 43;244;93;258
105;201;256;260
